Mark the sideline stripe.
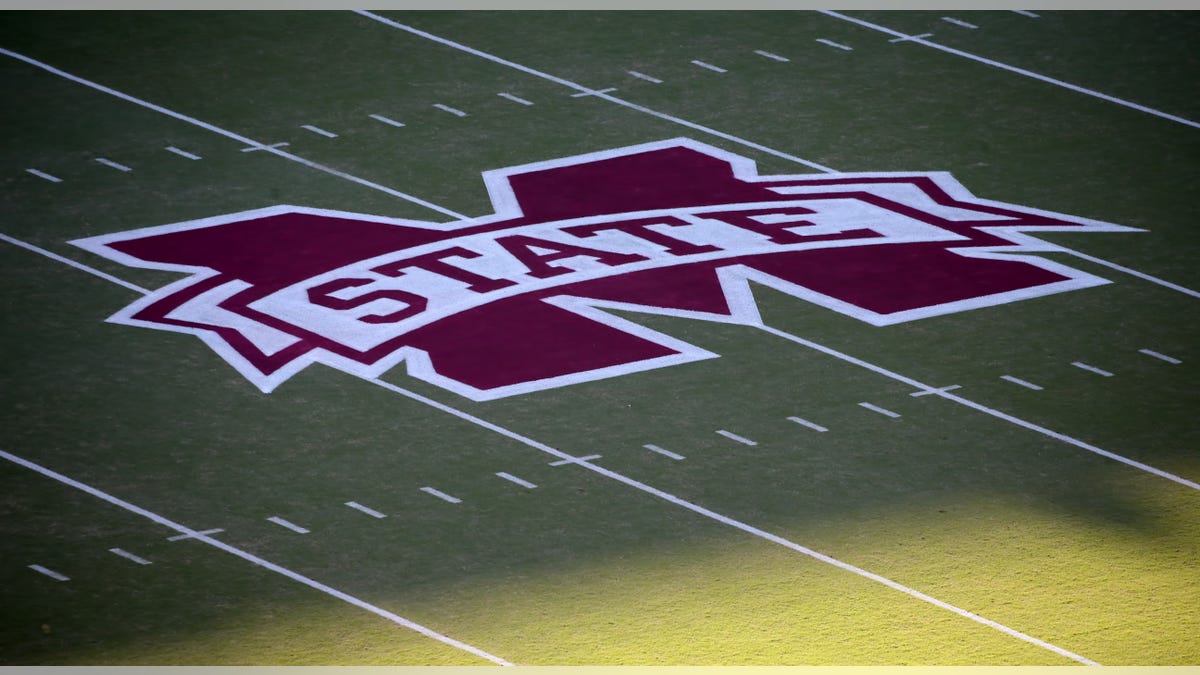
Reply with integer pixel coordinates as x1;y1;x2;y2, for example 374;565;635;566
627;70;663;83
1138;349;1181;365
267;516;310;533
0;47;467;220
367;378;1098;665
858;402;901;418
753;49;790;62
1055;248;1200;299
760;325;1200;491
816;38;854;51
1001;375;1043;391
644;443;686;460
433;103;468;117
497;92;534;106
787;416;828;432
0;448;511;666
421;486;462;503
345;501;388;518
25;168;62;182
1071;361;1113;377
29;564;70;581
0;233;150;294
495;471;538;488
691;59;727;73
301;124;338;138
819;11;1200;130
95;158;132;172
164;146;202;160
716;429;757;446
369;113;406;127
109;547;152;565
352;10;838;174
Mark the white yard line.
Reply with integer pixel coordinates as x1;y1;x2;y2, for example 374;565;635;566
787;416;828;433
858;402;901;418
627;70;663;83
301;124;338;138
497;92;534;106
548;454;602;467
495;472;538;488
1053;248;1200;299
366;377;1099;665
0;232;150;294
166;527;223;542
95;158;132;172
352;11;837;174
368;113;406;128
1071;361;1114;377
716;429;758;446
29;564;70;581
25;168;62;182
109;547;152;565
753;49;790;62
345;501;388;518
819;10;1200;130
420;486;462;504
644;444;686;460
267;515;311;533
0;447;511;666
760;325;1199;491
815;38;854;51
1001;375;1043;391
1138;349;1181;365
911;384;961;397
0;47;466;220
691;59;727;73
164;146;202;160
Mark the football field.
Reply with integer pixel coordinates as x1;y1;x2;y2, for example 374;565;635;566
1;10;1198;665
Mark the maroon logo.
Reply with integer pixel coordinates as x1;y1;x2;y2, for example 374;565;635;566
74;139;1134;399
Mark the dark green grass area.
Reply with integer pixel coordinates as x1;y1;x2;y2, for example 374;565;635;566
1;10;1197;666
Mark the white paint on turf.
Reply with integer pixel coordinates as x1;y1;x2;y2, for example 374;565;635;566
627;70;663;83
644;444;686;460
109;547;152;565
301;124;338;138
29;564;69;581
1138;349;1181;364
716;430;758;446
816;38;854;51
941;17;979;29
267;516;311;533
345;501;388;518
0;233;150;295
433;103;467;117
495;472;538;488
25;168;62;182
0;448;511;666
95;158;132;172
420;486;462;503
369;114;406;127
1071;361;1113;377
497;92;534;105
167;527;224;542
787;416;828;432
754;50;790;62
165;146;202;160
859;402;901;418
1001;375;1043;391
691;60;727;73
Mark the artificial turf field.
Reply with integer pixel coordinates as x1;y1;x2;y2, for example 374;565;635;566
1;9;1198;666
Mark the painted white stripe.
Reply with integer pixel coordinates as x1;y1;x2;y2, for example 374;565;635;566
433;103;468;117
344;501;387;518
301;124;338;138
0;47;467;220
787;416;828;433
911;384;961;397
421;486;462;504
1001;375;1043;391
108;547;152;565
627;70;663;83
549;454;602;466
570;87;618;98
497;92;533;106
1071;361;1113;377
29;564;69;581
760;325;1199;492
365;378;1099;665
819;10;1200;130
816;38;854;51
240;141;289;152
0;233;150;294
941;16;979;29
267;516;310;533
716;429;757;446
495;472;538;488
164;146;201;160
1056;248;1200;299
368;113;406;128
1138;349;1181;365
1011;9;1040;18
25;168;62;182
753;49;790;62
167;527;224;542
0;448;509;666
95;157;132;172
643;444;685;460
691;59;728;73
889;32;934;43
353;11;837;174
858;402;901;418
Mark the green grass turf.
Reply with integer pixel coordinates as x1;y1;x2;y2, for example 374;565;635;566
1;10;1197;665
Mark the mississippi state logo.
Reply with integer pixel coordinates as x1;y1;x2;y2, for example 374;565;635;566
74;138;1136;400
